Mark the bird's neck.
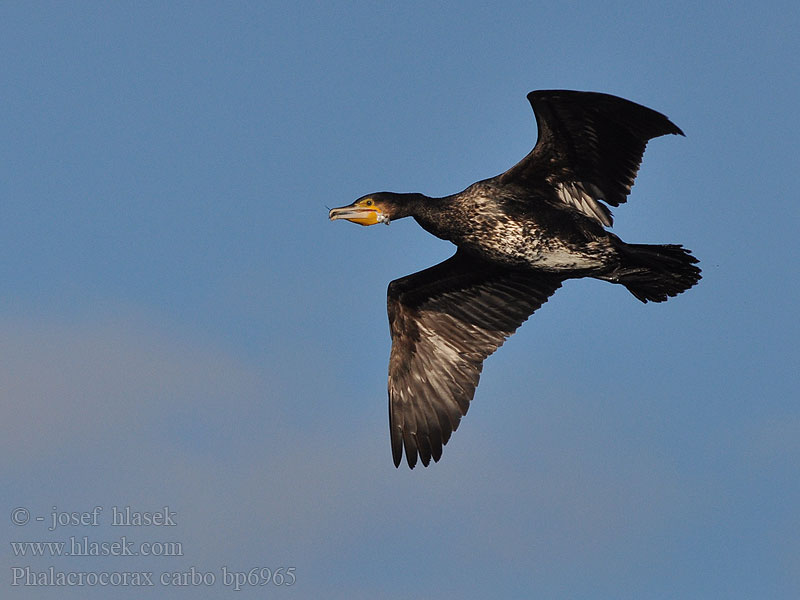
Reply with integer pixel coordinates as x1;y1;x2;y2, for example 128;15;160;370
407;194;457;240
387;192;432;216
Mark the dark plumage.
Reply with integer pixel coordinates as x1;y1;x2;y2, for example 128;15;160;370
330;90;700;468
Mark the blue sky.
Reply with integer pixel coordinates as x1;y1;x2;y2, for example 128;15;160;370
2;2;798;598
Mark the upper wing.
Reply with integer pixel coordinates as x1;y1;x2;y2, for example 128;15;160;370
498;90;684;226
387;249;563;468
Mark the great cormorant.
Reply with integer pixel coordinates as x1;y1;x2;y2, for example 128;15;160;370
329;90;700;469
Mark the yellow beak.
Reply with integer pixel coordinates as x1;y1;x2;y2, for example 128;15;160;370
329;204;386;226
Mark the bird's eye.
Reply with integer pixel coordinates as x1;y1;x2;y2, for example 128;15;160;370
365;199;373;206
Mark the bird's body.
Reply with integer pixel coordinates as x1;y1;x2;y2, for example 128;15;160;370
412;180;612;271
330;90;700;468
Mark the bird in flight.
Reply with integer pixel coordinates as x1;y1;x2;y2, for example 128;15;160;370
329;90;700;469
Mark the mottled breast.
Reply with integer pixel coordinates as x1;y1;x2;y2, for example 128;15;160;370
431;182;610;271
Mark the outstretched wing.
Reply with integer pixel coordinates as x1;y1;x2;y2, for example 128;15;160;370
498;90;684;226
387;249;563;468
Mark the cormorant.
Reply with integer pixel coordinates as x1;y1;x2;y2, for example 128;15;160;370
329;90;700;469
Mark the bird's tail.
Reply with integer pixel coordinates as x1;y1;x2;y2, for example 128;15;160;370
602;242;701;303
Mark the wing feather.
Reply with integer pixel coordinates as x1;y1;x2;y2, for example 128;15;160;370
387;249;562;468
498;90;684;226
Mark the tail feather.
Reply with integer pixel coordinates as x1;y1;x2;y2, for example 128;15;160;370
604;243;701;303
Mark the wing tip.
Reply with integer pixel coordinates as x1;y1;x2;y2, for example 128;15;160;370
391;425;404;467
526;88;685;138
391;426;442;469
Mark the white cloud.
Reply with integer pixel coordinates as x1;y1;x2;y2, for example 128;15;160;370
0;313;265;469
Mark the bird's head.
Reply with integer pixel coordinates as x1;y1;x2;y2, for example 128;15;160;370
328;192;422;226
